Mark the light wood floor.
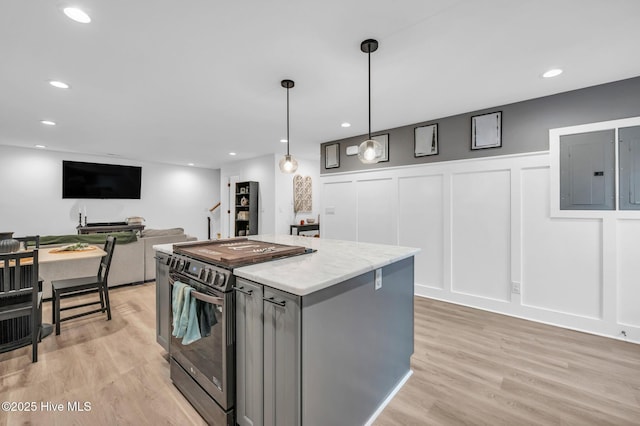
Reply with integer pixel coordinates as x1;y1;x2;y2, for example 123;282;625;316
1;284;639;425
375;298;640;426
0;283;206;426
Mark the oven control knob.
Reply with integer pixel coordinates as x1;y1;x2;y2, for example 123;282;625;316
198;268;206;281
178;260;185;271
206;270;214;284
215;272;226;287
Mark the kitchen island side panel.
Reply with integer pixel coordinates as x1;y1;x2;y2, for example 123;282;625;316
301;256;414;426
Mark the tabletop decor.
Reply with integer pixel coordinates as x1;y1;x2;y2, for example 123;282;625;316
0;232;20;253
50;243;97;253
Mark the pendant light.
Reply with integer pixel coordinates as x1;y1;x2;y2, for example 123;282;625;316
279;79;298;173
358;39;383;164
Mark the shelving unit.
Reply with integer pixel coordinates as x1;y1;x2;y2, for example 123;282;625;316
235;181;259;237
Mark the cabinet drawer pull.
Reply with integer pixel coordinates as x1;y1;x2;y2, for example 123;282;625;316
264;296;286;307
234;286;253;296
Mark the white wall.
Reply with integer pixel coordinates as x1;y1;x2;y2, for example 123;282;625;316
0;145;220;240
320;152;640;344
220;154;320;238
220;155;275;238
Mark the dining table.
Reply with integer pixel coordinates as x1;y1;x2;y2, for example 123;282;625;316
0;245;106;345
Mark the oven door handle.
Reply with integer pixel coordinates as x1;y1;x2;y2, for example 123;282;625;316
169;280;223;306
191;290;223;306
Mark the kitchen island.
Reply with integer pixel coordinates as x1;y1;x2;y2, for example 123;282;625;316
154;235;418;426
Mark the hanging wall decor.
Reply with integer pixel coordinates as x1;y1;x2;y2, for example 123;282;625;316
415;124;438;157
293;174;312;213
325;143;340;169
471;111;502;150
371;134;389;162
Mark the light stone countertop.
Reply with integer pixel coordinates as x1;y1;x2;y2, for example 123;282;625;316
153;242;177;255
153;235;419;296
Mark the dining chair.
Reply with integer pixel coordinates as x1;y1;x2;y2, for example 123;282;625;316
51;235;116;335
0;249;41;362
14;235;40;250
14;235;42;289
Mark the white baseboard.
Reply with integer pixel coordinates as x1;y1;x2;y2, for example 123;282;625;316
364;369;413;426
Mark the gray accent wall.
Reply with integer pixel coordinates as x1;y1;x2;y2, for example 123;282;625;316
320;76;640;174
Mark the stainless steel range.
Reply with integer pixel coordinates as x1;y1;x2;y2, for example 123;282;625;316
167;238;310;425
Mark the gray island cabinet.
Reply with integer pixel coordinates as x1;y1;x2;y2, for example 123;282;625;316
155;251;170;352
234;235;418;426
154;235;418;426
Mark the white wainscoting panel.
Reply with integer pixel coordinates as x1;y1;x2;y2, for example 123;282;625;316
521;167;603;319
398;175;444;289
451;170;511;301
322;181;357;241
356;178;396;245
320;151;640;343
617;220;640;327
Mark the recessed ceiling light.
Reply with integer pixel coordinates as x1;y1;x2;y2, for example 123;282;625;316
35;144;47;149
40;120;56;126
542;68;563;78
187;163;195;166
341;122;351;128
280;139;287;143
229;152;237;156
63;7;91;24
49;80;70;89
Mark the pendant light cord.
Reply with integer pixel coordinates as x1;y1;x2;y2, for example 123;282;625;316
286;86;290;156
368;49;371;141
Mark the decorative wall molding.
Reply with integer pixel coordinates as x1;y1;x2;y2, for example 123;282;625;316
320;152;640;344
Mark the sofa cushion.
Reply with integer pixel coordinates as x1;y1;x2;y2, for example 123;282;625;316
140;228;185;237
38;231;138;246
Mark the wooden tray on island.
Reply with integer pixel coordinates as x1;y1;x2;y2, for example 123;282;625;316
174;238;308;268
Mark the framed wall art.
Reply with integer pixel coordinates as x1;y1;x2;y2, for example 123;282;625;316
325;143;340;169
471;111;502;150
372;133;389;162
414;124;438;157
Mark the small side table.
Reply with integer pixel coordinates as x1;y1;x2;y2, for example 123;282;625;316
290;224;319;236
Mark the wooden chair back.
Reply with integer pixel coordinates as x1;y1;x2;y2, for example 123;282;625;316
97;236;116;284
0;250;39;300
0;249;40;362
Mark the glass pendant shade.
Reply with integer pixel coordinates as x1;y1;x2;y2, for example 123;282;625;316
279;154;298;173
279;79;297;174
357;139;383;164
359;38;381;165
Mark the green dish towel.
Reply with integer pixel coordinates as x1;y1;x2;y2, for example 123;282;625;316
172;281;187;338
181;293;202;345
37;231;137;246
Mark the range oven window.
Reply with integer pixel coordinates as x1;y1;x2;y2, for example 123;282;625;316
169;273;227;393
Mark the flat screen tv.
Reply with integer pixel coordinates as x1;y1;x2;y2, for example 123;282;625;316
62;161;142;199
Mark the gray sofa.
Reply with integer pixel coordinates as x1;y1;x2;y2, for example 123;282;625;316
38;228;196;299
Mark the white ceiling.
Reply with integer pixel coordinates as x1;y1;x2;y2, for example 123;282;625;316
2;0;640;169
